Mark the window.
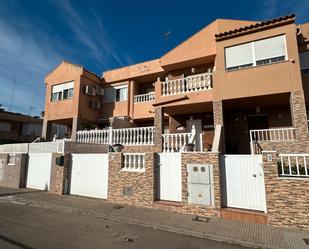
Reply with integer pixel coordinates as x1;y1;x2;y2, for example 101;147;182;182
300;51;309;75
51;81;74;102
225;35;287;71
116;87;128;101
0;122;12;132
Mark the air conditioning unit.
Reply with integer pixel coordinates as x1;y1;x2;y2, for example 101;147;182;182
85;85;96;96
88;99;101;110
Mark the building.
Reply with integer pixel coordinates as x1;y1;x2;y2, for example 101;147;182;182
0;108;42;144
42;14;309;155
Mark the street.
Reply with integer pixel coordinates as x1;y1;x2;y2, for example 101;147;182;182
0;202;247;249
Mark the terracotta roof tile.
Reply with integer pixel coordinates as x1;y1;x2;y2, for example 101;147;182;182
215;14;295;40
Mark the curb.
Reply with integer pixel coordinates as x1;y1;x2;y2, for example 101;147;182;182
5;197;281;249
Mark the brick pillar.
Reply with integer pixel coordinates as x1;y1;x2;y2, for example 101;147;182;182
213;100;225;153
154;107;164;152
71;117;80;142
290;91;309;140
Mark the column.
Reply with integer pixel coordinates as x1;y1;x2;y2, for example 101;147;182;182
41;119;52;141
212;100;225;153
290;90;309;140
154;107;164;152
71;117;80;142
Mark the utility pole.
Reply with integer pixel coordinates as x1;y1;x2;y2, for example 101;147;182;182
9;78;16;112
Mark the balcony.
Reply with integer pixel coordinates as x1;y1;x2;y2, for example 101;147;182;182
161;70;212;96
133;92;155;103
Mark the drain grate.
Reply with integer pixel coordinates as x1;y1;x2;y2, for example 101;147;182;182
304;238;309;245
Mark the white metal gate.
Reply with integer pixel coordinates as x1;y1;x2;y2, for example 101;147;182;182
222;155;267;212
70;153;109;199
27;153;52;190
157;153;182;202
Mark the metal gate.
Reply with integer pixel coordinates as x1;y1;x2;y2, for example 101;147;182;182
70;153;109;199
157;153;182;202
187;164;214;206
222;155;267;212
27;153;52;190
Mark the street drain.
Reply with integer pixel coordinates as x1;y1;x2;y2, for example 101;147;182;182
304;238;309;245
113;204;124;209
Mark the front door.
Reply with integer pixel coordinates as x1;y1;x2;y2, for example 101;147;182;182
186;119;202;151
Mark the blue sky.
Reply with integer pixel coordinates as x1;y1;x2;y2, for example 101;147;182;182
0;0;308;116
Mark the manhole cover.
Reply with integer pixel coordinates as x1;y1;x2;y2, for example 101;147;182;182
303;238;309;245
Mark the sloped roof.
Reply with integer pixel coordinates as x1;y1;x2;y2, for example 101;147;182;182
215;14;295;41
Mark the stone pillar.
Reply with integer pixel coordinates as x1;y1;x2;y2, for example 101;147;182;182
213;100;225;153
42;119;52;141
213;100;224;126
290;91;309;140
154;107;164;152
71;117;80;142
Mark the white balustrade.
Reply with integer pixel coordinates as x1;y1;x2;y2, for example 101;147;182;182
250;127;296;154
279;154;309;177
134;92;155;103
162;70;212;96
122;153;145;172
162;125;197;152
76;126;155;146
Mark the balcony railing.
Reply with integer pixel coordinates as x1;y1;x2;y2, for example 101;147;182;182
76;126;155;146
161;70;212;96
134;92;155;103
162;125;196;152
278;154;309;178
249;127;296;154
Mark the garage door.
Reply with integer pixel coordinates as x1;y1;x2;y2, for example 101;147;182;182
27;153;52;190
70;154;109;199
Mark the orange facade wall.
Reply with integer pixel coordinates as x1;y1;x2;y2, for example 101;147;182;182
214;23;303;101
44;62;82;121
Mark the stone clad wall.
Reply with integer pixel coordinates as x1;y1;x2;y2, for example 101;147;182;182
108;152;155;207
49;153;71;195
262;152;309;231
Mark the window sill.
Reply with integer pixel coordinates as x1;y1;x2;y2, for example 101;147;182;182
51;98;73;103
225;59;289;73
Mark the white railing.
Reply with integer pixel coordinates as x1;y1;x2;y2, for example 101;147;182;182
250;127;296;154
0;140;66;154
278;154;309;177
162;70;212;96
122;153;145;172
134;92;155;103
76;126;155;146
162;125;196;152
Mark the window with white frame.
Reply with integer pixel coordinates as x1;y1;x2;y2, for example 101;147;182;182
115;86;128;102
225;35;287;71
51;81;74;102
300;51;309;75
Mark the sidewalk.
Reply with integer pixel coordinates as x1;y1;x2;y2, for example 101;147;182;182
0;187;308;249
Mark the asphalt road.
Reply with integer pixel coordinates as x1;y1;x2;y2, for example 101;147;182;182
0;202;249;249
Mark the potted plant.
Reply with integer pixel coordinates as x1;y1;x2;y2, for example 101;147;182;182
113;143;124;152
185;143;195;152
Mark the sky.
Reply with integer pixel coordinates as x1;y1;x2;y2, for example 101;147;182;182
0;0;308;116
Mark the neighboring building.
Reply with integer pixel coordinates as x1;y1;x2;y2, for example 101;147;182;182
42;14;309;155
0;108;42;144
